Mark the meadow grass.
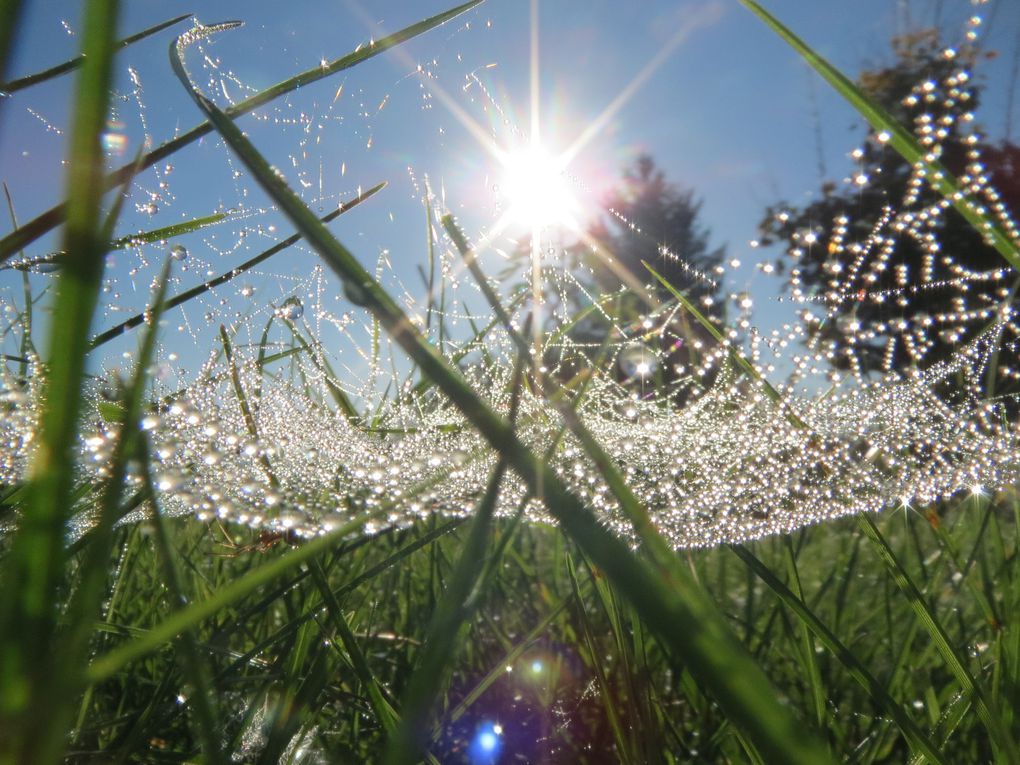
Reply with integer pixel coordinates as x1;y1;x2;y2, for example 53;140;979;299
0;1;1018;763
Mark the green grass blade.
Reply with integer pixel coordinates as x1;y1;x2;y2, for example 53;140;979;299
1;183;32;378
219;324;279;487
281;319;361;423
0;0;24;95
0;1;483;263
857;515;1020;763
738;0;1020;271
383;459;508;765
136;417;225;763
84;517;366;684
308;559;400;732
90;182;383;350
442;214;522;348
108;211;224;249
0;13;191;94
429;595;570;742
732;544;947;764
567;555;636;765
0;4;120;761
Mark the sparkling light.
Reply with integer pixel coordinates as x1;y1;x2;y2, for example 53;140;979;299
499;144;578;230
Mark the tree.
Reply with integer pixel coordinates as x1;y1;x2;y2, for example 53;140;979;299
588;154;724;309
758;29;1020;394
554;155;726;403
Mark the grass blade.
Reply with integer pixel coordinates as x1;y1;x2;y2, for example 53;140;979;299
90;182;383;350
383;459;508;764
857;514;1020;763
308;558;400;732
732;543;947;764
645;260;807;428
0;0;483;263
137;437;225;763
0;3;120;761
0;13;191;94
108;211;224;249
738;0;1020;271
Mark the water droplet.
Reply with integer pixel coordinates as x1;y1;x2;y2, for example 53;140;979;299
169;244;187;261
618;343;658;379
277;297;304;320
343;280;371;306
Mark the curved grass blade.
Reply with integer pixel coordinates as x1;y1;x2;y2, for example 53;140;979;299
732;544;946;764
0;13;191;94
738;0;1020;271
182;58;834;765
0;4;120;761
89;182;383;350
857;515;1020;764
136;436;224;762
0;0;483;263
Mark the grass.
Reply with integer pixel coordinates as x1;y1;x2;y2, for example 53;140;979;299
14;496;1020;763
0;0;1018;763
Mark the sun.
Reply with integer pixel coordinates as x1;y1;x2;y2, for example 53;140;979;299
499;143;579;231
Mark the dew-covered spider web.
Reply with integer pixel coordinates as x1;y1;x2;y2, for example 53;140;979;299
1;1;1019;549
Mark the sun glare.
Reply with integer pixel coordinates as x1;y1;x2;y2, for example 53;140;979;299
500;144;578;231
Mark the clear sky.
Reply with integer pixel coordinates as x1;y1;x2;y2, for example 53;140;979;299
1;0;1018;374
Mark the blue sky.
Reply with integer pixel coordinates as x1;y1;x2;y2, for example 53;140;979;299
1;0;1018;373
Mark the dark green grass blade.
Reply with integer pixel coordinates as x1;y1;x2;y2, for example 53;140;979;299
90;183;383;350
738;0;1020;271
84;516;367;684
308;559;400;732
184;62;833;765
0;13;191;94
733;544;946;764
0;4;119;762
0;0;483;263
383;460;508;764
857;515;1020;763
567;555;636;765
0;0;23;99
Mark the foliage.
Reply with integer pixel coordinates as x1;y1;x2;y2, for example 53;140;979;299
758;28;1020;385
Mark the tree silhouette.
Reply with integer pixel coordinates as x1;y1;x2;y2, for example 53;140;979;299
587;154;724;310
552;155;727;403
757;29;1020;394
